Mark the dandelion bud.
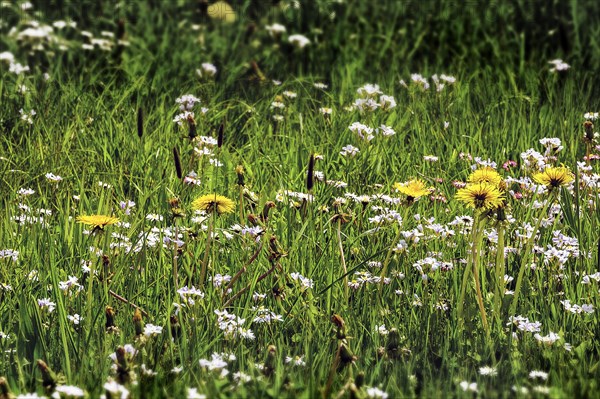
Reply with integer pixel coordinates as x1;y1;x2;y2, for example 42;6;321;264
187;114;197;139
338;343;357;371
354;372;365;389
168;197;185;218
217;122;224;148
236;165;245;187
584;121;594;142
137;107;143;138
250;60;266;82
116;19;126;41
268;236;286;260
261;201;276;222
105;306;118;332
0;376;15;399
133;307;143;337
170;315;181;340
36;360;57;392
263;345;277;377
307;154;315;191
243;187;258;205
113;19;126;62
331;314;347;340
173;147;183;179
386;328;400;351
247;213;260;226
168;197;181;209
330;313;345;329
115;346;132;384
102;255;111;281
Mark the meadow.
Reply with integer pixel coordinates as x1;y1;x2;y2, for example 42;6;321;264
1;1;600;398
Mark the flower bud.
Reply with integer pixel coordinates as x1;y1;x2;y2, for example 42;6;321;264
36;360;57;392
133;307;143;337
263;345;277;377
106;306;118;333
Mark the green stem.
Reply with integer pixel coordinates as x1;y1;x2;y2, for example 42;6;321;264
239;186;244;225
493;223;505;325
457;215;479;323
472;242;490;338
173;221;179;291
378;225;403;297
199;214;214;287
509;193;555;316
337;218;349;302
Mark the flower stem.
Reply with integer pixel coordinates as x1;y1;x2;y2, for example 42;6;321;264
199;214;214;287
337;218;349;302
472;241;490;338
509;194;555;316
458;213;489;339
378;223;403;295
239;186;244;225
493;223;505;325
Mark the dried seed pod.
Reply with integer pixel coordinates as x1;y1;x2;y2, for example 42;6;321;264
217;122;224;148
306;153;315;191
261;201;276;222
173;147;183;179
137;107;143;138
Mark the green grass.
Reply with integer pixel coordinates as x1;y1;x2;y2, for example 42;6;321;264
1;1;600;398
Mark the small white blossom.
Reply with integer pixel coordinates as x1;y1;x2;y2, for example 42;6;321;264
288;34;310;48
549;59;570;72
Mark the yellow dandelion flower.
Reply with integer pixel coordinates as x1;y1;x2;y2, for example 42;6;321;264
192;194;235;215
468;167;503;187
532;166;574;189
455;182;504;210
76;215;120;229
207;1;237;23
393;179;433;200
